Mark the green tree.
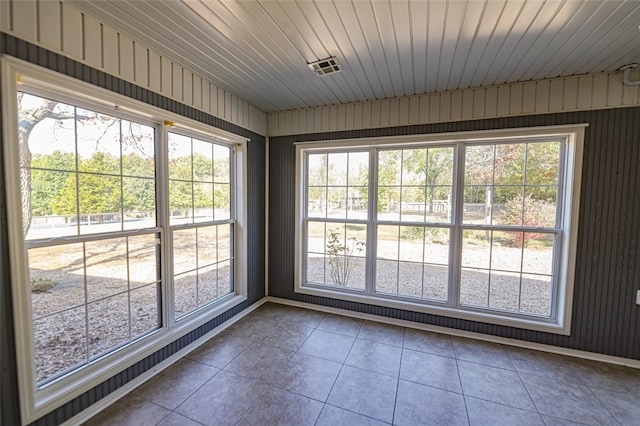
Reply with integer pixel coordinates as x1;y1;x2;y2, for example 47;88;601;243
30;151;75;216
51;152;121;216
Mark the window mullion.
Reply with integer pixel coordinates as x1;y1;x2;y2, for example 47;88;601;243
450;142;466;308
365;147;378;296
158;124;173;327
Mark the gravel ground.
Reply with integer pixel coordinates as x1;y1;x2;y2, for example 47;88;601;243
29;229;231;383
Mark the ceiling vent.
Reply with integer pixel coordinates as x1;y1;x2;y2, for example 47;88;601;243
308;57;342;76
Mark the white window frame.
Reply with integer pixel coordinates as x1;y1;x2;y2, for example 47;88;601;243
1;56;248;424
295;125;584;335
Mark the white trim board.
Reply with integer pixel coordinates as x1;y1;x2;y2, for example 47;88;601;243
61;299;267;426
266;296;640;370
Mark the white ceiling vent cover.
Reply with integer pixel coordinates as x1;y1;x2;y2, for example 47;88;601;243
308;57;342;76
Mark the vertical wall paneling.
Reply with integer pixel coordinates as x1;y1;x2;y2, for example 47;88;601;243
522;82;536;113
439;93;451;122
83;14;102;68
102;25;119;77
183;69;193;106
201;80;209;114
510;84;523;116
592;74;608;109
0;0;11;32
62;3;83;59
419;94;430;123
497;86;510;116
622;75;639;105
462;89;474;120
408;97;419;124
548;79;565;111
37;0;61;51
193;75;202;110
485;86;498;116
11;0;37;42
451;91;463;120
563;77;578;110
577;75;593;109
133;42;148;87
472;89;484;118
607;73;624;106
535;80;550;113
118;34;134;82
336;105;345;131
159;56;171;97
172;62;182;101
148;51;161;93
209;85;218;116
362;102;372;129
268;107;640;361
225;92;232;122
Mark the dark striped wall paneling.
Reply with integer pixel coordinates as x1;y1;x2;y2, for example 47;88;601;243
0;33;266;426
269;107;640;361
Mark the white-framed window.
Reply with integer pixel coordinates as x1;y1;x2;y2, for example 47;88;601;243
295;127;584;335
1;57;248;423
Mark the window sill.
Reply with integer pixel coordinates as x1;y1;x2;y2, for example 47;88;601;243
295;284;569;335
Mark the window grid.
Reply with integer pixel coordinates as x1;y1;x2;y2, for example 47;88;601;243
302;138;565;321
168;131;234;319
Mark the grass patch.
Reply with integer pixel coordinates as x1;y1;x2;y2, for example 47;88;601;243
31;278;58;293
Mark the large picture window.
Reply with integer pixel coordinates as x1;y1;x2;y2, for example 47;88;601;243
296;129;583;333
2;58;247;422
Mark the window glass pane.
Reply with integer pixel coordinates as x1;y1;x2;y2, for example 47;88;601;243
494;144;525;185
461;229;490;269
131;283;160;336
308;186;327;218
400;187;425;222
520;274;552;316
490;231;523;272
489;271;521;312
465;145;494;186
33;307;87;383
197;225;218;266
215;183;231;220
378;150;402;186
424;228;450;265
378;186;401;221
88;294;130;358
423;264;448;301
213;144;230;183
398;261;423;298
121;120;155;178
523;190;557;228
327;186;347;219
28;169;78;239
218;224;232;262
85;238;128;302
526;142;560;185
173;229;197;274
460;267;489;308
194;182;214;223
123;177;156;229
128;234;159;287
192;138;214;182
493;186;524;226
78;174;121;234
29;243;85;318
76;111;120;176
308;154;327;186
168;133;192;180
327;153;348;185
174;271;198;317
218;259;233;296
170;181;193;225
522;234;555;275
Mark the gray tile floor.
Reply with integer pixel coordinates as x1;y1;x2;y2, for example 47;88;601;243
85;303;640;426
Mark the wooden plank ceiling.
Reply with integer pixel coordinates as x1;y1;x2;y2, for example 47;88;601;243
70;0;640;113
